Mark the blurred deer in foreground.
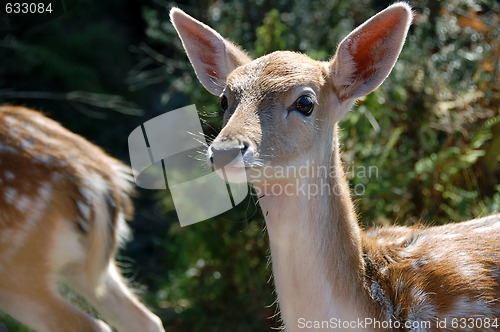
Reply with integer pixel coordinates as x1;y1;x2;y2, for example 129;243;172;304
0;106;165;332
172;3;500;331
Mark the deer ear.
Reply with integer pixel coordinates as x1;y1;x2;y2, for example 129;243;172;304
170;8;252;96
330;3;412;102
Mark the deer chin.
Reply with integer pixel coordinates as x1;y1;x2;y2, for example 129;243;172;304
213;165;249;184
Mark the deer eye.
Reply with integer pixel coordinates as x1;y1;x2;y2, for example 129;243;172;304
292;95;314;116
220;95;228;111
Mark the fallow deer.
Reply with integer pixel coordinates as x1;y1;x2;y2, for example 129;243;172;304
171;3;500;331
0;106;165;332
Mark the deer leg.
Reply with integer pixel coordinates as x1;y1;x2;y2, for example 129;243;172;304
0;287;111;332
63;262;165;332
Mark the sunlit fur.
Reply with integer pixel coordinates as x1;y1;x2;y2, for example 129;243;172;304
0;106;165;332
172;3;500;331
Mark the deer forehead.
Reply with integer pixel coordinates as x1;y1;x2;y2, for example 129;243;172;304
226;51;328;100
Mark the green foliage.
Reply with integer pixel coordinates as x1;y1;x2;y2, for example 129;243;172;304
0;314;33;332
254;9;287;56
155;203;273;331
344;0;499;226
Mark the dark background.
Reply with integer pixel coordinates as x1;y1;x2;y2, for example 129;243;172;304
0;0;499;331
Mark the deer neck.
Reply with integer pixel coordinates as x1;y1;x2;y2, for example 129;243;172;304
254;125;373;330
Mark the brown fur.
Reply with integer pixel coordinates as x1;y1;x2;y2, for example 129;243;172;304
0;106;164;332
363;217;500;330
172;4;500;331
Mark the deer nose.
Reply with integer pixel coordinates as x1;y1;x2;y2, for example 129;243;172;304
208;141;249;169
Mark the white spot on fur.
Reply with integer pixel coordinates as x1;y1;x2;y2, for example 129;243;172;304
444;297;494;321
0;143;17;154
19;137;34;150
399;250;411;258
1;182;53;261
371;282;394;321
32;153;69;167
37;182;52;199
4;187;17;204
30;114;52;127
4;116;18;125
15;194;32;211
4;188;17;205
429;250;447;262
76;201;91;221
458;261;475;277
396;237;407;244
407;287;436;331
51;172;63;181
4;171;15;181
79;173;109;202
